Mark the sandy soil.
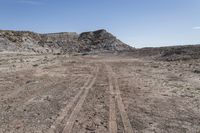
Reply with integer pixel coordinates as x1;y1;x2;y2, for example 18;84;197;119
0;53;200;133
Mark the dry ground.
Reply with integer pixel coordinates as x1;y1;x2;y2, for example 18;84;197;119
0;53;200;133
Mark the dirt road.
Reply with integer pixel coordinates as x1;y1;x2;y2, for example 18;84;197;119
0;54;200;133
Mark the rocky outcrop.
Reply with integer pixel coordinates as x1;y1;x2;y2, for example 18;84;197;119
78;29;132;52
0;29;133;54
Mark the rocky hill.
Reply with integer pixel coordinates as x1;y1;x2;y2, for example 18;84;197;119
0;29;133;54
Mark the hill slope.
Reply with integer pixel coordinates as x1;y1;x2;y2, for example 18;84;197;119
124;44;200;61
0;29;133;54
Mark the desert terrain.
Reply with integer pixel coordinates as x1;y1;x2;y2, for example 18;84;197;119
0;52;200;133
0;30;200;133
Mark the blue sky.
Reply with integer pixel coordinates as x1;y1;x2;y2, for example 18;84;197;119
0;0;200;47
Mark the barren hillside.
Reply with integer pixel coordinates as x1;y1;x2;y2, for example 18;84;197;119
120;44;200;61
0;29;133;54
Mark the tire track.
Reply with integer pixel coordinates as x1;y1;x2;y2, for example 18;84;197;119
114;78;133;133
60;75;88;105
106;64;134;133
105;65;118;133
48;75;92;133
62;66;99;133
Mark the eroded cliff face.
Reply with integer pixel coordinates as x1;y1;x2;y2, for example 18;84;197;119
0;29;133;54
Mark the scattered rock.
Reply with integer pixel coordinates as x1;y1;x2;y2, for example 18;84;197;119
193;70;200;74
33;64;38;67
